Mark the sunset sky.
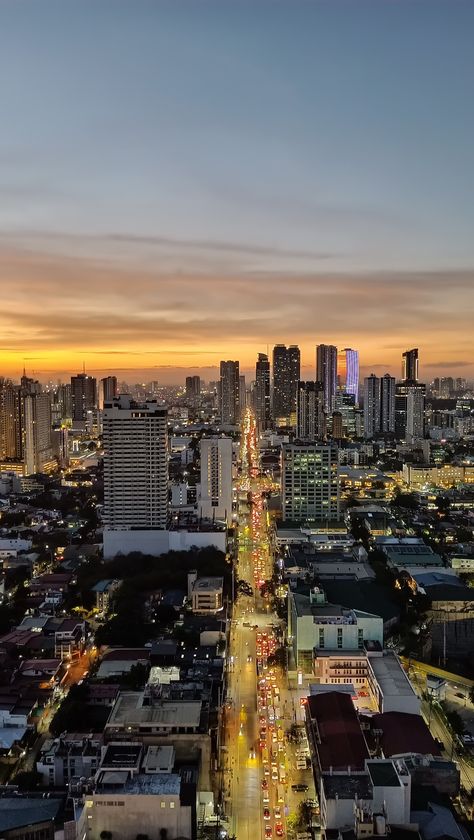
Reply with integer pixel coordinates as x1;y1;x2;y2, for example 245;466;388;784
1;0;473;384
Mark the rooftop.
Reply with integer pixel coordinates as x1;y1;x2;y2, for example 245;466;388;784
370;711;441;758
193;576;223;591
370;653;418;700
367;759;402;787
307;691;369;771
106;692;202;729
123;772;181;796
321;773;372;800
0;797;62;832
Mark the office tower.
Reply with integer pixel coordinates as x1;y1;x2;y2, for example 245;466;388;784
255;353;271;430
239;375;246;413
185;376;201;401
71;373;97;421
455;377;467;393
219;361;240;425
363;374;381;439
406;384;426;442
402;348;419;382
316;344;337;413
272;344;300;422
380;374;396;433
0;380;22;461
103;396;168;532
198;436;233;524
296;381;325;441
331;411;343;440
23;392;54;475
337;348;359;400
281;443;340;523
53;384;72;420
334;392;357;438
98;376;118;410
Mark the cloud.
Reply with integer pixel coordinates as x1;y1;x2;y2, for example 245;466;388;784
424;360;472;369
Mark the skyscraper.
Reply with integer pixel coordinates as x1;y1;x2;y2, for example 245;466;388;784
239;375;246;413
198;436;233;524
219;361;240;425
98;376;118;410
406;384;426;442
272;344;300;423
281;443;340;523
255;353;271;430
23;392;54;475
0;380;22;461
316;344;337;413
363;374;381;439
71;373;97;421
380;374;396;433
102;396;168;556
337;348;359;400
402;348;419;382
296;381;325;441
185;376;201;400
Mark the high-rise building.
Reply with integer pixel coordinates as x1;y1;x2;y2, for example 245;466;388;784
185;376;201;401
98;376;118;410
23;392;54;475
363;375;381;439
402;348;419;382
316;345;337;413
296;381;325;441
337;348;359;400
239;375;246;413
255;353;271;430
380;374;396;433
281;443;340;523
406;384;426;442
198;436;233;524
71;373;97;421
0;380;22;461
331;412;343;440
439;377;454;398
334;392;357;438
272;345;300;423
219;361;240;425
103;396;168;533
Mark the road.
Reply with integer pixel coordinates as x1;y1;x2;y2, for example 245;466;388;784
222;409;315;840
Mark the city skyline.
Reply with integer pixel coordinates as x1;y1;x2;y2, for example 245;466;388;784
1;0;474;380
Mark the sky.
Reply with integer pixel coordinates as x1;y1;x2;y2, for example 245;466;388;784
1;0;473;384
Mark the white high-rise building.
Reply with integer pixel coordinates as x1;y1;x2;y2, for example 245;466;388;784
23;392;54;475
281;443;340;523
102;396;168;556
198;436;233;525
406;384;425;442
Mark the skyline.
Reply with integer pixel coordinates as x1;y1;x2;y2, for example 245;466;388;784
2;0;474;380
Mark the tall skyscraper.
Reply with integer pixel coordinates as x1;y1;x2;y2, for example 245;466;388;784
406;384;426;442
380;374;396;433
98;376;118;410
316;344;337;413
185;376;201;400
334;392;357;438
402;348;419;382
296;381;325;441
281;443;340;523
219;361;240;425
23;392;54;475
363;374;381;439
103;396;168;535
337;348;359;400
239;375;246;413
272;344;300;422
255;353;271;430
71;373;97;421
198;436;233;524
0;380;22;461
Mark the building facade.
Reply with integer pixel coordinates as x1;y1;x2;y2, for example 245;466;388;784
255;353;271;429
296;381;325;441
198;436;233;524
219;360;240;425
281;443;340;523
272;344;300;423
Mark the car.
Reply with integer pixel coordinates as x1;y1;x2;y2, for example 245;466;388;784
291;783;309;792
274;807;282;820
261;779;268;790
265;826;273;839
263;808;271;820
263;789;270;804
272;768;279;781
275;824;284;837
455;692;465;699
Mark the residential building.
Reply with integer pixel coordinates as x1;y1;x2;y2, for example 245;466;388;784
91;579;121;612
364;374;381;439
185;375;201;400
380;374;396;433
255;352;271;429
219;360;240;424
402;347;419;382
406;383;426;442
337;347;359;399
23;392;54;475
281;442;340;523
71;373;97;421
102;396;168;558
190;576;224;613
198;435;233;524
316;344;337;413
37;734;103;787
296;380;325;441
272;344;300;423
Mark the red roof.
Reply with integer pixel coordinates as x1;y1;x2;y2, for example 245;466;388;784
370;711;441;757
307;691;369;771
